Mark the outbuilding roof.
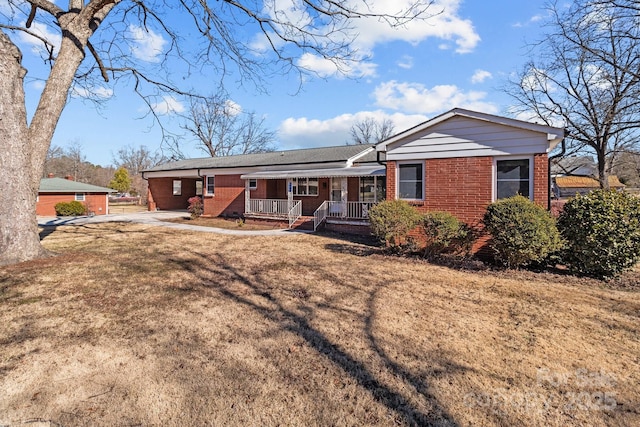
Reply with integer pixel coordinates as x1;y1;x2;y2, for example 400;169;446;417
555;175;625;188
143;144;377;172
39;178;115;193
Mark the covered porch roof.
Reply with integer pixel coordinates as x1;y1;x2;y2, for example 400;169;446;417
240;165;385;180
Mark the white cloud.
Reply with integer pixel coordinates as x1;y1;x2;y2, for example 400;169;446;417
296;53;377;78
397;55;414;70
71;86;114;99
150;95;185;115
471;69;492;84
278;110;427;150
256;0;480;79
349;0;480;54
224;99;243;116
129;25;166;62
373;80;498;115
17;21;61;56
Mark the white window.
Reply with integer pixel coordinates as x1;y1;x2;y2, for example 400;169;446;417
195;180;203;196
360;176;386;202
172;180;182;196
206;176;215;195
75;193;85;201
292;178;318;196
398;163;423;200
495;158;532;200
249;178;257;190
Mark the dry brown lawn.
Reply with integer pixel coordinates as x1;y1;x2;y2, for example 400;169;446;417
166;215;287;230
0;223;638;426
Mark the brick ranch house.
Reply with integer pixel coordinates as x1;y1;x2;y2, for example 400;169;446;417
143;108;565;237
37;175;115;216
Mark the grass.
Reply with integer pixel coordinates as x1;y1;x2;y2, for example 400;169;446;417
0;223;639;426
166;215;288;230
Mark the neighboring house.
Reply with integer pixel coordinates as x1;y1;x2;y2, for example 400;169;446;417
554;175;625;198
143;108;565;237
550;155;625;198
551;155;597;177
37;175;115;216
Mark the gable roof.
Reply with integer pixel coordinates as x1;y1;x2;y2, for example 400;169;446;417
551;155;597;176
376;108;565;152
144;144;376;173
39;178;115;193
555;175;625;188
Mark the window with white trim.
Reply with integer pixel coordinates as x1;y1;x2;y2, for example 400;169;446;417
292;178;318;196
496;158;531;199
398;163;423;200
206;176;215;195
249;178;257;190
172;180;182;196
195;180;203;196
75;193;85;201
360;176;386;202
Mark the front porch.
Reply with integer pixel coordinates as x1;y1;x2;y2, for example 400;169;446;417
240;171;385;230
244;199;376;230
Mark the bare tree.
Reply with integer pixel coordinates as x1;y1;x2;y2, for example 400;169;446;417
506;0;640;189
350;117;396;144
113;145;165;199
181;94;275;157
43;142;96;183
0;0;434;265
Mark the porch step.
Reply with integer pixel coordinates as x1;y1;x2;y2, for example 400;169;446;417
291;216;315;231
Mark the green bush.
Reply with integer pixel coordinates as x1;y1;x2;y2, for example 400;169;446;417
483;195;563;268
422;211;474;258
368;200;421;251
54;201;87;216
557;190;640;279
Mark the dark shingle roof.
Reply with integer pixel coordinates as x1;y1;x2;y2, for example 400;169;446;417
39;178;115;193
144;144;376;172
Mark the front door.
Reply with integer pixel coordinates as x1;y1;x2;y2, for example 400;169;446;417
330;177;347;216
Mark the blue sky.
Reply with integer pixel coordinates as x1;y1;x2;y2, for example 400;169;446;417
8;0;552;166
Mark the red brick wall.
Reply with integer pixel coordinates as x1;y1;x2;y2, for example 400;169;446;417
387;155;550;253
387;155;550;224
147;177;199;211
203;174;245;217
533;154;549;209
36;193;109;216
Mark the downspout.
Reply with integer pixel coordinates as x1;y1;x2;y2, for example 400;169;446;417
548;130;568;210
376;150;387;165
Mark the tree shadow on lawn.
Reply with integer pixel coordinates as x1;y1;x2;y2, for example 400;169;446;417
169;248;464;426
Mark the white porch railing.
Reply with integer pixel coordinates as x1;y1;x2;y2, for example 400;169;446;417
247;198;291;216
288;200;302;228
246;198;302;228
314;201;329;231
314;201;376;230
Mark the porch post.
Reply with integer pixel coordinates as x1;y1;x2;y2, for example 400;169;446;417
287;179;293;210
245;179;250;214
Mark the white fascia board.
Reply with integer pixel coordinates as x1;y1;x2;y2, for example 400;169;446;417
346;147;375;166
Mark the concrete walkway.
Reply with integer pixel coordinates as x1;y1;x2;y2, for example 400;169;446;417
37;211;311;236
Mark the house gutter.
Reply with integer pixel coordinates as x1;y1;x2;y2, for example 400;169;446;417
376;150;386;166
548;130;568;210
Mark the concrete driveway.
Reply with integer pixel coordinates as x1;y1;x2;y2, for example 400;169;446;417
37;211;309;236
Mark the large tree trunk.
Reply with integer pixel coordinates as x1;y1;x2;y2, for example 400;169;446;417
0;32;48;265
0;27;87;265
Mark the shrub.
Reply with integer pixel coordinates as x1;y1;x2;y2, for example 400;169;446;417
422;211;474;258
483;195;563;268
368;200;421;251
557;190;640;279
187;196;203;219
54;201;87;216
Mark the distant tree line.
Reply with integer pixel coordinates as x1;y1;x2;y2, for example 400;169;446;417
44;142;166;202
